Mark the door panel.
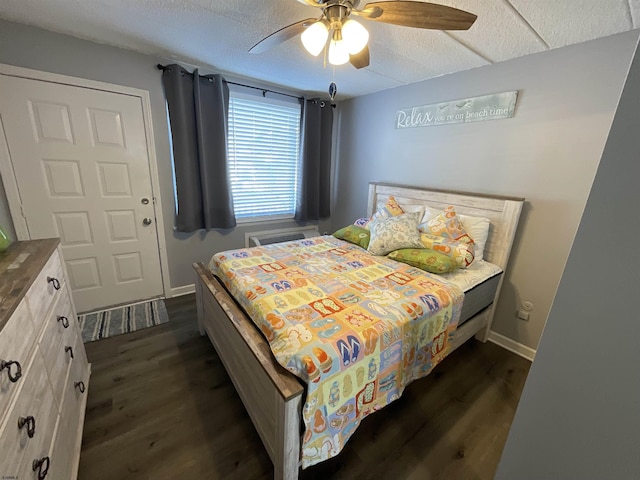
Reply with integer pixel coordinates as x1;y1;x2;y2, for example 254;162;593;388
0;74;164;312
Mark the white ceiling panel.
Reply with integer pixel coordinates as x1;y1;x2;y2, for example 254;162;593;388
0;0;637;99
440;0;548;62
508;0;633;48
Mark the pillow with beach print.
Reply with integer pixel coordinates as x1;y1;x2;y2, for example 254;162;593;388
367;211;423;255
424;205;474;244
420;233;475;268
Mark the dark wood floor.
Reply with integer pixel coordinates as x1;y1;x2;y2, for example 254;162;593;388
78;294;531;480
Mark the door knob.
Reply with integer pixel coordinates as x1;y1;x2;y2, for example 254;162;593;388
141;197;150;205
143;218;153;226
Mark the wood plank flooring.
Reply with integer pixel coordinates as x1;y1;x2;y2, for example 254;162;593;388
78;294;531;480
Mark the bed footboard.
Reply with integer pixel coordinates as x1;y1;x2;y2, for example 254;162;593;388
193;262;304;480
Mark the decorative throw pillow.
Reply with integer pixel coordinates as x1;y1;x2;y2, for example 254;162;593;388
333;225;370;249
353;217;370;228
370;195;405;222
424;206;474;244
459;214;490;263
399;203;430;226
420;233;475;268
367;211;423;256
388;248;458;274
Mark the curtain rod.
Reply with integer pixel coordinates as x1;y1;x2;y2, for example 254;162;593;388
156;63;302;100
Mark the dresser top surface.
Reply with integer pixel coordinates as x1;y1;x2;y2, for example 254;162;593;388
0;238;60;331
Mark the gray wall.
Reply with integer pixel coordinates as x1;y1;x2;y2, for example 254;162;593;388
0;19;330;289
495;37;640;480
332;30;639;351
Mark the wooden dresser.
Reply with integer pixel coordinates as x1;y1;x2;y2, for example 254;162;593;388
0;239;90;480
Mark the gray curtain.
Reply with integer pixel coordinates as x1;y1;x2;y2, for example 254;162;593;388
161;64;236;232
295;98;333;221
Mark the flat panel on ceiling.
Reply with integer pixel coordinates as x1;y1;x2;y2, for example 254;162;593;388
439;0;548;62
509;0;632;48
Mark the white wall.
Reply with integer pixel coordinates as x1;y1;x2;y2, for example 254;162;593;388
332;30;639;351
496;36;640;480
0;19;330;290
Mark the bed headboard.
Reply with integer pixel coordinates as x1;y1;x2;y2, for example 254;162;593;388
367;183;524;270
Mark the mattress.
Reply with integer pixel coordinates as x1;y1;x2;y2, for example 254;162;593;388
440;260;503;325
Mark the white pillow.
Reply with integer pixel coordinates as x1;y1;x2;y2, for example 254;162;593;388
458;214;491;262
399;204;433;226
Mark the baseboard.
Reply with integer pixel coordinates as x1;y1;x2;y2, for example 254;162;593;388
167;284;196;298
487;331;536;361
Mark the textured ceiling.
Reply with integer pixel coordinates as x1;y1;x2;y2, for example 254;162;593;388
0;0;638;99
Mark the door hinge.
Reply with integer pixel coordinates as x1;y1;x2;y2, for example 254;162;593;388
20;203;26;218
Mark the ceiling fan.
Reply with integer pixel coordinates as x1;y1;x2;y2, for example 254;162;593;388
249;1;477;69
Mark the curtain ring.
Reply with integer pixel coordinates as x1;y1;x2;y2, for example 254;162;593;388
320;101;326;107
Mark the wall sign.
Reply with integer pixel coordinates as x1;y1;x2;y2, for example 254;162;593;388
395;91;518;129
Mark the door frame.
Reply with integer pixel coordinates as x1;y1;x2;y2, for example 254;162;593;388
0;63;172;299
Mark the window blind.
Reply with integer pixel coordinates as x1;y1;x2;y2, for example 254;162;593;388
228;94;301;220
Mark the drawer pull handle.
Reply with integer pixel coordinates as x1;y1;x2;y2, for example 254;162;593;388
32;456;50;479
57;316;70;328
47;276;61;290
65;346;74;359
0;360;22;382
75;381;86;393
18;415;36;438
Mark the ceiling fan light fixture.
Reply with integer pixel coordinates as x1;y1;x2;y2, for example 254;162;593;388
301;21;329;56
341;19;369;55
328;39;350;65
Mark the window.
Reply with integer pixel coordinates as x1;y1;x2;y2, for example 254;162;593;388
227;91;301;221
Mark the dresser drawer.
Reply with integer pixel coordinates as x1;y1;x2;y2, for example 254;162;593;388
49;334;89;480
0;350;55;478
38;284;77;407
26;248;65;329
0;300;35;420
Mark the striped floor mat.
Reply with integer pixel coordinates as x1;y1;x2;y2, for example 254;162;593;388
78;299;169;343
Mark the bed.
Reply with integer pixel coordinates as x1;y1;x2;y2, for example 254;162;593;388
193;183;524;479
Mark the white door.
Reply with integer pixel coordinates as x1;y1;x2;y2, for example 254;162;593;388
0;74;164;313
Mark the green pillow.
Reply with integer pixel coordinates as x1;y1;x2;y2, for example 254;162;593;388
333;225;370;249
387;248;458;274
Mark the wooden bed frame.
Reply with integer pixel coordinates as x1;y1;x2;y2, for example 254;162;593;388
193;183;524;480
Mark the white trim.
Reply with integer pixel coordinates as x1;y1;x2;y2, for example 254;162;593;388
168;284;196;298
0;63;172;298
0;114;29;239
244;225;319;248
487;330;536;361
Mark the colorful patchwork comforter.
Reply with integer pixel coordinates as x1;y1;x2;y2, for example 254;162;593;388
209;236;463;468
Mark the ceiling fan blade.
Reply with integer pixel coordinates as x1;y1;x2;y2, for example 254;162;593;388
249;18;317;54
350;45;370;69
295;0;324;6
355;1;477;30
